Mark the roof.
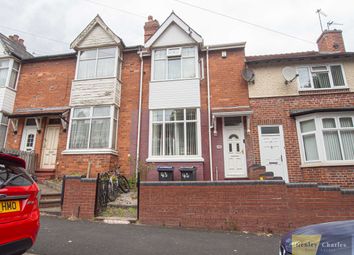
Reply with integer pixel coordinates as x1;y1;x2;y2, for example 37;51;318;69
202;42;246;51
145;12;203;48
289;107;354;117
70;15;125;50
0;33;33;59
22;52;76;63
7;106;70;118
246;51;354;64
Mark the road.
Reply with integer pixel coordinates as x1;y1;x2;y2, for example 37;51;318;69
28;216;280;255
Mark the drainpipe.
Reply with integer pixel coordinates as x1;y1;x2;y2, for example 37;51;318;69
206;47;214;181
135;49;144;180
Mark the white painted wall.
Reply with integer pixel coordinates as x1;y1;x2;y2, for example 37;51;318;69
78;24;116;48
0;88;4;110
149;79;200;109
70;78;121;106
153;23;195;48
0;88;16;113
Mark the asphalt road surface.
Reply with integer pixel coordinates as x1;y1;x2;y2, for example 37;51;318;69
28;216;280;255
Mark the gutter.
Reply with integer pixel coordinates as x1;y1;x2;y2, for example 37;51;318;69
135;48;144;179
206;47;214;181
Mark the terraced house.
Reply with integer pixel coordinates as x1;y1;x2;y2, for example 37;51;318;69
246;29;354;187
1;13;353;187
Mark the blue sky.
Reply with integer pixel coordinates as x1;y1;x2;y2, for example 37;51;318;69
1;0;353;56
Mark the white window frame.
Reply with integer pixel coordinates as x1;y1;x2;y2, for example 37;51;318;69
75;47;120;81
0;112;9;148
0;58;20;90
64;105;118;154
296;63;348;91
151;46;199;82
296;112;354;166
147;108;203;162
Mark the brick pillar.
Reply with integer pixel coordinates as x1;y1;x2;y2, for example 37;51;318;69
62;176;97;219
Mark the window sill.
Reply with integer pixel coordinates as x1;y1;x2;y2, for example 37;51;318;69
62;149;118;155
146;157;204;163
73;76;117;82
150;77;200;83
300;161;354;168
298;87;349;95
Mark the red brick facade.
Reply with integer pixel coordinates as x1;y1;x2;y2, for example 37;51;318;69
139;182;354;233
249;92;354;187
62;176;97;219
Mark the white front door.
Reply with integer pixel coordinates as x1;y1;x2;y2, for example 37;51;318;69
20;127;37;152
41;125;60;169
258;125;288;182
223;117;247;178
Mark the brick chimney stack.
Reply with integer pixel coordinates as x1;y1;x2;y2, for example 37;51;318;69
8;34;26;49
144;15;159;43
317;29;345;53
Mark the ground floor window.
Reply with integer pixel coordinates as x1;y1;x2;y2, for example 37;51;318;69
0;113;8;148
297;113;354;164
150;108;200;158
68;105;118;150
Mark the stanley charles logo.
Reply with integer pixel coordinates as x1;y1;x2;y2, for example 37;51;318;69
291;234;352;255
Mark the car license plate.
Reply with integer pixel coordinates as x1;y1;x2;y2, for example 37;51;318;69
0;200;20;213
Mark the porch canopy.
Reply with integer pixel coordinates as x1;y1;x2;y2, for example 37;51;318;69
289;106;354;117
211;106;253;135
5;106;70;132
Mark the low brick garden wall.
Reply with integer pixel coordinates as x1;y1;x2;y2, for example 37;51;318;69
139;181;354;234
62;176;97;219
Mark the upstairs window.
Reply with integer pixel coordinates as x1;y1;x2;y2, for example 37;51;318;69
0;59;20;89
153;47;196;81
77;47;117;80
297;64;346;90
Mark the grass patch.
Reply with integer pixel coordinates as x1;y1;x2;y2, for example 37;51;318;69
99;206;137;218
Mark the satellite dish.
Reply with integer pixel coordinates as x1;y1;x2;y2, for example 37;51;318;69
282;66;298;84
242;68;255;83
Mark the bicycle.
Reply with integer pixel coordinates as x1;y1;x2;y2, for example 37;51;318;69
107;168;130;202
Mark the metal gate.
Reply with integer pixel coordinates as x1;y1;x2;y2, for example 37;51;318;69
94;173;110;216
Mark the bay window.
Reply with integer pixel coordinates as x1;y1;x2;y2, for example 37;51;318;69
0;113;8;148
76;47;118;80
297;64;346;90
0;59;20;89
153;47;197;81
297;113;354;164
150;108;200;158
68;105;117;150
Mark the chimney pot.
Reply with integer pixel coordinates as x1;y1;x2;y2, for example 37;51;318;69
317;29;345;53
8;34;26;49
144;15;159;43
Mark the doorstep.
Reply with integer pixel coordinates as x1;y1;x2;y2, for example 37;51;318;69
95;216;137;225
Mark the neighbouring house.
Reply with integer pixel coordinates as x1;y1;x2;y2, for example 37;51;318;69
5;52;76;180
246;29;354;187
0;34;32;148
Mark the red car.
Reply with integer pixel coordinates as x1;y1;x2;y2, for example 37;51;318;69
0;153;40;255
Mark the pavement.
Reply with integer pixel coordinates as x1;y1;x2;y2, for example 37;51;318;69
26;216;281;255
